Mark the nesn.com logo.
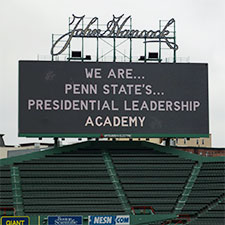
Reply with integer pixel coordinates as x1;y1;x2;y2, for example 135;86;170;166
88;216;130;225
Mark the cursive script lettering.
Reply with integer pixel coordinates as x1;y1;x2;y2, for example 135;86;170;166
51;14;178;56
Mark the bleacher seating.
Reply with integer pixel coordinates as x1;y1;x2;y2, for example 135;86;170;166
181;162;225;216
0;165;14;216
0;142;224;224
109;148;194;214
15;149;125;215
189;201;225;225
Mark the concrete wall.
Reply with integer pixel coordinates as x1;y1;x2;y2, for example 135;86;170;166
0;145;49;159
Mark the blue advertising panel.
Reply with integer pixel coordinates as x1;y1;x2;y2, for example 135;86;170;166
48;216;82;225
88;216;130;225
1;216;30;225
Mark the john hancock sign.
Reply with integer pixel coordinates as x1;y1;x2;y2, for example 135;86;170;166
51;14;178;56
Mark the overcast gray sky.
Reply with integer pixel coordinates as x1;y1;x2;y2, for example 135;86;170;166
0;0;224;147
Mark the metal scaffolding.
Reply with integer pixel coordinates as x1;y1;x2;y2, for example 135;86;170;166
51;15;177;63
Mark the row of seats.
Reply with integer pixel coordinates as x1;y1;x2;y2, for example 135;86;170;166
16;148;125;215
181;162;225;223
0;166;14;216
1;144;224;222
190;201;225;225
109;148;194;214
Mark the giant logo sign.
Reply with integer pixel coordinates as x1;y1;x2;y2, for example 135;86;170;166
1;216;30;225
19;61;209;138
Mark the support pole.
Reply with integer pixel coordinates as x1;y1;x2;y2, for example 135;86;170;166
159;20;162;63
129;17;132;62
113;34;116;62
96;18;99;62
144;37;147;63
173;20;176;63
51;34;54;61
82;17;84;62
54;137;59;148
68;17;71;60
165;138;170;147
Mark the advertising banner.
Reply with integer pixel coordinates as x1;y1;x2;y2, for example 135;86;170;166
1;216;30;225
48;216;82;225
88;215;130;225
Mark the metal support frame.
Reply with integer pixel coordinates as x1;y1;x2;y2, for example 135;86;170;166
159;19;176;63
129;17;132;62
53;137;60;148
51;34;54;61
165;138;170;146
162;215;190;225
68;17;71;59
113;32;116;62
144;38;147;63
131;206;155;215
51;16;177;63
0;207;16;216
173;21;176;63
96;18;99;62
159;20;162;62
82;19;84;62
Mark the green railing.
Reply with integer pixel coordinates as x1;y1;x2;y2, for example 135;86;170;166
11;166;24;216
102;151;130;213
